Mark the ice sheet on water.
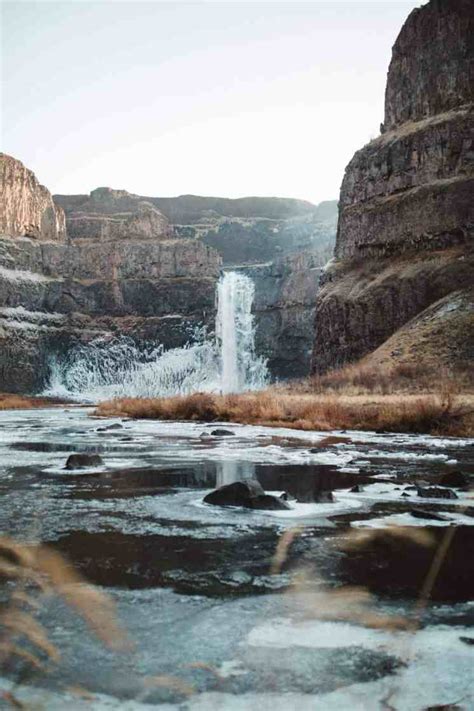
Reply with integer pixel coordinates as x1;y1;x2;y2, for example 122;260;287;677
352;511;474;528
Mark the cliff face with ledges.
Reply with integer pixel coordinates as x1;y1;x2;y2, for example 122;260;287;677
56;190;337;267
312;0;474;374
239;251;321;379
0;154;66;241
55;189;337;380
0;157;221;393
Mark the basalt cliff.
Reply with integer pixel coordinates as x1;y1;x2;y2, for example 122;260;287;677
0;155;336;392
0;155;221;392
54;188;336;380
312;0;474;374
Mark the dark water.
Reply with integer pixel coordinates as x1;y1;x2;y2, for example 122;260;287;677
0;407;473;709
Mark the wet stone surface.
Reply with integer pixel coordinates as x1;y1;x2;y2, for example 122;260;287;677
0;407;473;708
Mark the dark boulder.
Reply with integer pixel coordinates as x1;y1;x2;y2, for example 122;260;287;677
417;486;458;500
204;480;264;507
203;480;291;510
438;471;469;488
350;484;364;493
410;510;449;522
65;453;104;470
315;490;334;503
210;429;235;437
97;423;123;432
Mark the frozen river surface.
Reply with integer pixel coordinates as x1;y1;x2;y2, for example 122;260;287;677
0;407;473;709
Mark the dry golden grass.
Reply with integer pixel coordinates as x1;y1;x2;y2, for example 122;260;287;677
95;387;474;436
302;361;473;396
0;394;63;411
0;535;128;687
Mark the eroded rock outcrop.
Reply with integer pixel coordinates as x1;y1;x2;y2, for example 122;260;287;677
312;0;474;374
0;153;66;241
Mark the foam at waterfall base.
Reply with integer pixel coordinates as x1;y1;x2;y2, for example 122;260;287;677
43;272;269;402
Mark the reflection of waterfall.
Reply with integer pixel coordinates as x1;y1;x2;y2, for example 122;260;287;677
44;271;268;402
216;461;256;487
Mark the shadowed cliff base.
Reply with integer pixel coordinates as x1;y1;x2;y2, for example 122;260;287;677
94;367;474;436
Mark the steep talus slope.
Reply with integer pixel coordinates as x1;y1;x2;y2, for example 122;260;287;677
312;0;474;374
0;156;220;393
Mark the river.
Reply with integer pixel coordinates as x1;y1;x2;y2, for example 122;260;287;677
0;406;473;708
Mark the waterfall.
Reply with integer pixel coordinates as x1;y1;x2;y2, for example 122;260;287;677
44;271;268;402
216;271;267;394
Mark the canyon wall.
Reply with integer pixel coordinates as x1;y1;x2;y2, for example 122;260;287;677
55;191;337;267
239;251;321;379
1;156;334;391
55;188;337;380
0;153;66;241
0;155;220;392
312;0;474;374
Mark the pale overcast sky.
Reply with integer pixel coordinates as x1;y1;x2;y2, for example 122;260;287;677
1;1;425;203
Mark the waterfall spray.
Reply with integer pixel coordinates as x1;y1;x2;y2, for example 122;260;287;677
44;271;268;402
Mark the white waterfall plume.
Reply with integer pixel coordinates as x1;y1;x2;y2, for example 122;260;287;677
216;271;268;394
44;271;268;402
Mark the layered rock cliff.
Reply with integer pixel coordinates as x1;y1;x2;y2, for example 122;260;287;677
312;0;474;374
55;190;337;266
1;155;334;391
239;252;321;378
0;154;66;241
55;188;336;380
0;156;220;393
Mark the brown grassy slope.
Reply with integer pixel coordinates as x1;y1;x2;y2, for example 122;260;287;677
95;386;474;437
359;287;474;374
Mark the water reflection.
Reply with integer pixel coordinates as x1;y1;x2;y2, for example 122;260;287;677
216;460;256;486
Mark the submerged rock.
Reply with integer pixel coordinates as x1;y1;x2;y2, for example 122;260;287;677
410;510;449;522
438;471;469;488
417;486;458;500
210;429;235;437
203;480;291;510
65;453;104;470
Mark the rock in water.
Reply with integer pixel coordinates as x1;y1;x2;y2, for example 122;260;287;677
65;453;103;470
417;486;458;500
203;480;291;510
438;471;469;488
410;510;449;521
210;429;235;437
